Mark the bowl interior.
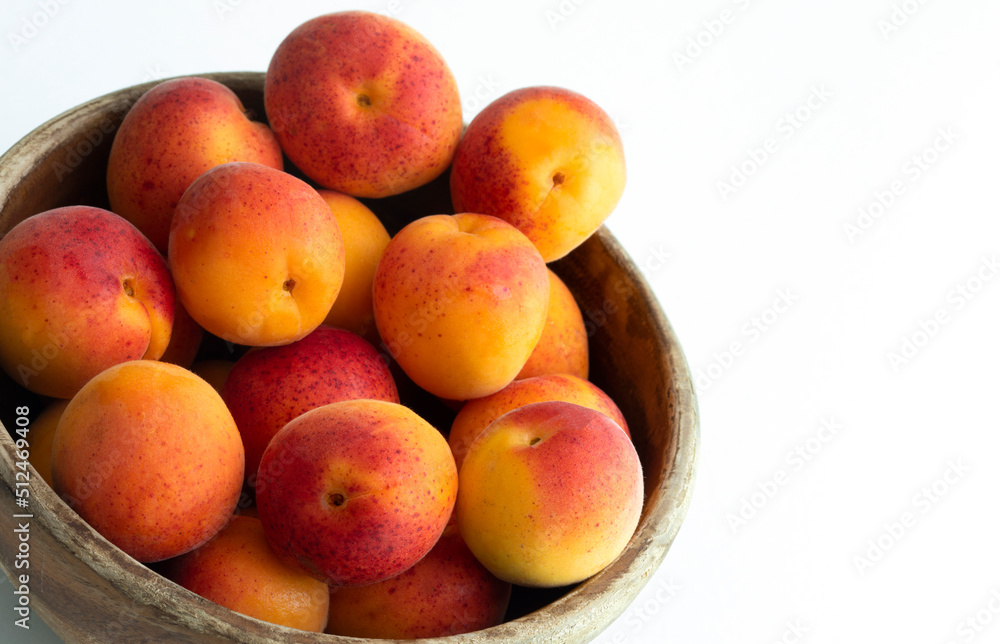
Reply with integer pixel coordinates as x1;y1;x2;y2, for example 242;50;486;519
0;72;698;643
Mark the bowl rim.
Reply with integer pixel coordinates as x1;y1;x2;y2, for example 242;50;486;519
0;71;699;643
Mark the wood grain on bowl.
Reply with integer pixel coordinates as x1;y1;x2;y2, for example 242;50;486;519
0;72;697;644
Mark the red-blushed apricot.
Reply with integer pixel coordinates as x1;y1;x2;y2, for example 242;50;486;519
161;516;329;632
256;400;457;586
221;326;398;491
51;361;244;562
168;162;345;347
107;76;283;253
449;373;629;470
325;523;510;638
450;86;626;262
516;268;589;380
265;11;462;198
457;401;642;587
372;213;549;400
317;191;391;338
0;206;174;399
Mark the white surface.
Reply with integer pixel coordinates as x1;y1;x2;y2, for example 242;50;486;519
2;0;1000;642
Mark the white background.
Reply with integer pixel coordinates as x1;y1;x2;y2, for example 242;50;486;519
2;0;1000;642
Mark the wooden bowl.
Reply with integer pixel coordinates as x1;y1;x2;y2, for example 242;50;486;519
0;72;698;643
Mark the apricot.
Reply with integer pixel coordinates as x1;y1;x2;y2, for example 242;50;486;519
372;213;549;400
51;361;244;562
162;516;329;632
0;206;174;399
449;373;629;470
450;86;626;261
26;400;70;488
107;76;283;253
457;401;642;587
325;523;510;638
516;268;589;380
317;191;391;338
221;326;398;491
265;11;462;197
168;162;345;347
256;400;457;586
